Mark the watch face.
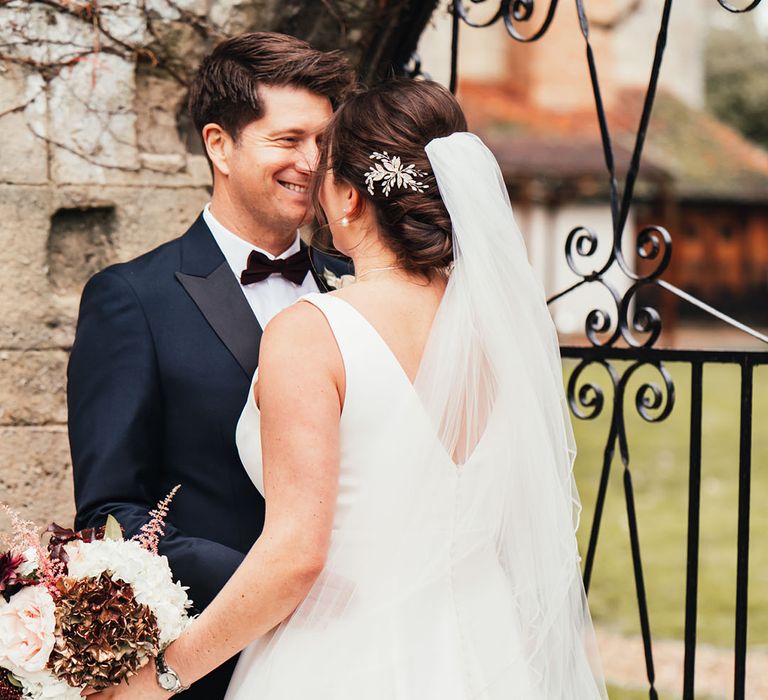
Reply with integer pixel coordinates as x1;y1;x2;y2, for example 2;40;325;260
159;672;178;690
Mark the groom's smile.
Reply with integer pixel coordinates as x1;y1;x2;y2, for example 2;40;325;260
277;180;308;195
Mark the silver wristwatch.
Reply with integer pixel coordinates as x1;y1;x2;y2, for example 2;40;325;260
155;650;189;695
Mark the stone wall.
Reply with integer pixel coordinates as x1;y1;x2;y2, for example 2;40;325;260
0;1;215;526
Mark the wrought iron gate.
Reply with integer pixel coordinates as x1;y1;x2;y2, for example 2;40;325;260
442;1;768;698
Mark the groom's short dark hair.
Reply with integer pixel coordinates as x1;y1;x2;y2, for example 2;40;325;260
188;32;355;142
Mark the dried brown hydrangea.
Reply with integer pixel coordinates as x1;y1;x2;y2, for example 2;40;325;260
0;671;22;700
48;572;160;690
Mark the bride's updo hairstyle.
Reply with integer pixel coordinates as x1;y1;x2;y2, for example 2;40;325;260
312;79;467;274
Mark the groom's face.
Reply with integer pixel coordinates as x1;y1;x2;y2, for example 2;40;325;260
227;85;333;235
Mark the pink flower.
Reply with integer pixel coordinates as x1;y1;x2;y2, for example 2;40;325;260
0;585;56;680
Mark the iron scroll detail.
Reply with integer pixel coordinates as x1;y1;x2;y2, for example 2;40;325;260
557;224;673;349
716;0;763;12
451;0;559;41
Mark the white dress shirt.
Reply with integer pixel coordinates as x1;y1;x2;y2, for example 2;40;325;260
203;204;319;328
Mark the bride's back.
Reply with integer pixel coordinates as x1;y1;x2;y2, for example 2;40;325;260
330;276;446;386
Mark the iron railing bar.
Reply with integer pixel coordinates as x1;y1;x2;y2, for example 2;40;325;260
449;0;460;94
574;0;621;235
569;358;619;593
547;277;589;305
657;280;768;345
733;359;753;699
615;0;672;238
614;365;659;699
560;346;768;364
682;361;703;700
623;462;659;700
586;44;621;234
582;415;617;594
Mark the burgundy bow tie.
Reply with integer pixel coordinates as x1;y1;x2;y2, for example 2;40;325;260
240;249;311;286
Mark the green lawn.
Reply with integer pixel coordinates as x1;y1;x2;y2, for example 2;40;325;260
607;687;648;700
569;360;768;648
606;685;717;700
607;685;654;700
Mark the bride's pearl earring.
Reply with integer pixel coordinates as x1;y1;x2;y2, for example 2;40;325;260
340;209;349;227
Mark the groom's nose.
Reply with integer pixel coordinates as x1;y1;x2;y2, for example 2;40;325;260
295;140;320;174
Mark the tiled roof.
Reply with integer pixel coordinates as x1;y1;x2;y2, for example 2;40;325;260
457;82;768;203
483;132;668;181
620;90;768;203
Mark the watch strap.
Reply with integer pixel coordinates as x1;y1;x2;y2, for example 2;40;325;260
155;650;189;694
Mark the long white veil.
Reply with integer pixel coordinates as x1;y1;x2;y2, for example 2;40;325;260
417;132;607;697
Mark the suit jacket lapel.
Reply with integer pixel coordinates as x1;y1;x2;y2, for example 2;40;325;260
307;244;354;292
175;215;262;379
306;243;330;292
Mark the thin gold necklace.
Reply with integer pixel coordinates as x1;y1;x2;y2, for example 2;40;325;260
355;265;404;280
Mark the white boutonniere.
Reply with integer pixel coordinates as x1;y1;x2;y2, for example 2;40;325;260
323;268;356;290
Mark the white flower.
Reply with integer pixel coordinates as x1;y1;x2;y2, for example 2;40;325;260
16;547;39;577
323;268;355;290
65;539;192;646
0;585;56;680
16;673;83;700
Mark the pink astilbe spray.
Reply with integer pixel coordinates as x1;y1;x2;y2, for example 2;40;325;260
132;485;181;555
0;504;64;596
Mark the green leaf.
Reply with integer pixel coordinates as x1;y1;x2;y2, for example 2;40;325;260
7;673;23;688
104;514;124;541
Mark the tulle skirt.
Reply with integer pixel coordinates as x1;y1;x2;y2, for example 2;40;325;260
224;529;601;699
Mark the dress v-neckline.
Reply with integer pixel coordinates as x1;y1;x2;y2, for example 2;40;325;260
325;295;492;469
327;295;431;391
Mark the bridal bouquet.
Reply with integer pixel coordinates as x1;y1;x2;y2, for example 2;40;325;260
0;489;192;699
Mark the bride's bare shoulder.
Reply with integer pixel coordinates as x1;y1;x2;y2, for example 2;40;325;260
258;300;338;371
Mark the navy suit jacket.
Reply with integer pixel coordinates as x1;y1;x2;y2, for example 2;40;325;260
68;214;350;699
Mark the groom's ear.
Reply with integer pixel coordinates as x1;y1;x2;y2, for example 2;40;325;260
202;123;232;176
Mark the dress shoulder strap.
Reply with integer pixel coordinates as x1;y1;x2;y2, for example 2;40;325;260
297;292;366;365
298;291;407;405
299;292;420;434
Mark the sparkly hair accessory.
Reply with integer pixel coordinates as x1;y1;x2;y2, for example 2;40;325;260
364;151;429;197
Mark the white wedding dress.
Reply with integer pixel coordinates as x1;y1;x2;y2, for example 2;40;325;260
225;134;607;699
